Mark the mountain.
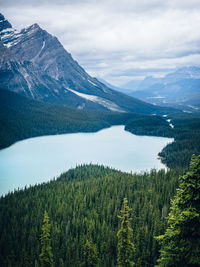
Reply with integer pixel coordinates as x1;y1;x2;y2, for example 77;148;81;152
0;13;176;115
126;67;200;112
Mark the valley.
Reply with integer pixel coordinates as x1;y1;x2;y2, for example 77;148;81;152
0;10;200;267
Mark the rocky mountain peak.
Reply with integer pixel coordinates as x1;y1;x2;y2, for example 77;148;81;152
0;13;12;32
0;13;175;114
22;23;41;34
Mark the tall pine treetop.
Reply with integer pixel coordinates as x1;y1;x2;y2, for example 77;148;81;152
39;211;54;267
117;198;135;267
156;155;200;267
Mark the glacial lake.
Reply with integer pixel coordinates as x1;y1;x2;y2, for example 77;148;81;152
0;126;173;196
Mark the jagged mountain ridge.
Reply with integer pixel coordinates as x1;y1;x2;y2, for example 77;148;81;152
0;13;176;114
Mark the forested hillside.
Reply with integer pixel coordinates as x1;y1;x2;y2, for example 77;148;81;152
0;165;182;267
0;89;132;149
0;88;172;149
158;113;200;168
156;155;200;266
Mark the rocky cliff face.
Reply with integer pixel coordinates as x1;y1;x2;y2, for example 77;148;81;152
0;39;66;102
0;13;12;32
1;20;114;97
0;13;174;114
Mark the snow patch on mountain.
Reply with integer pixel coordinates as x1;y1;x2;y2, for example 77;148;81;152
19;67;35;98
88;79;97;87
32;41;45;63
0;28;22;48
67;88;125;112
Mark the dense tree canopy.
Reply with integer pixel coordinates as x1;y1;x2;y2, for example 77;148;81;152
156;155;200;266
0;165;181;266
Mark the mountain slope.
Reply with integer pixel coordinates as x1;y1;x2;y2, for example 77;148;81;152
0;39;70;102
0;13;177;115
0;88;116;149
0;88;176;150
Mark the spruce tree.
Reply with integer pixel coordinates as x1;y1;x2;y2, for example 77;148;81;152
117;198;135;267
156;155;200;266
39;211;54;267
82;239;99;267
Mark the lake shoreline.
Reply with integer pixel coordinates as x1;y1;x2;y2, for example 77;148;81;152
0;126;173;196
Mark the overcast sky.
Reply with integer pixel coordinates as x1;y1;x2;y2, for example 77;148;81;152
1;0;200;86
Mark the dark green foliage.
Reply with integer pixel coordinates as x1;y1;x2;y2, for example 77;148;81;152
125;115;174;138
117;198;135;267
0;164;181;267
156;155;200;266
158;113;200;168
0;89;109;149
39;211;54;267
82;239;99;267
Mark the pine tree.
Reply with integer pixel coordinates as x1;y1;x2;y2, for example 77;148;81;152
117;198;135;267
156;155;200;266
82;239;99;267
39;211;54;267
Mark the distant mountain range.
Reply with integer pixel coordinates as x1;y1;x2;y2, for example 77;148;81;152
0;13;175;115
120;67;200;112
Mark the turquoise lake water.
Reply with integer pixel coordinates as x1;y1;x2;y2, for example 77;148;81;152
0;126;173;196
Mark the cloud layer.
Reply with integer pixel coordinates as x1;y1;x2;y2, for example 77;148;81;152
1;0;200;86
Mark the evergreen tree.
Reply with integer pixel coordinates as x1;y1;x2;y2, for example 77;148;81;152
82;239;99;267
39;211;54;267
117;198;135;267
156;155;200;266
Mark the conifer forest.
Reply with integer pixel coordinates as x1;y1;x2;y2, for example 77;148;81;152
0;156;199;266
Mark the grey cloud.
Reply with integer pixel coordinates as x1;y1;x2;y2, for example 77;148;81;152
2;0;200;11
1;0;200;85
0;0;84;7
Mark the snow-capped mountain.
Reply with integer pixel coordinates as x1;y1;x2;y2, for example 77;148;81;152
0;13;175;114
